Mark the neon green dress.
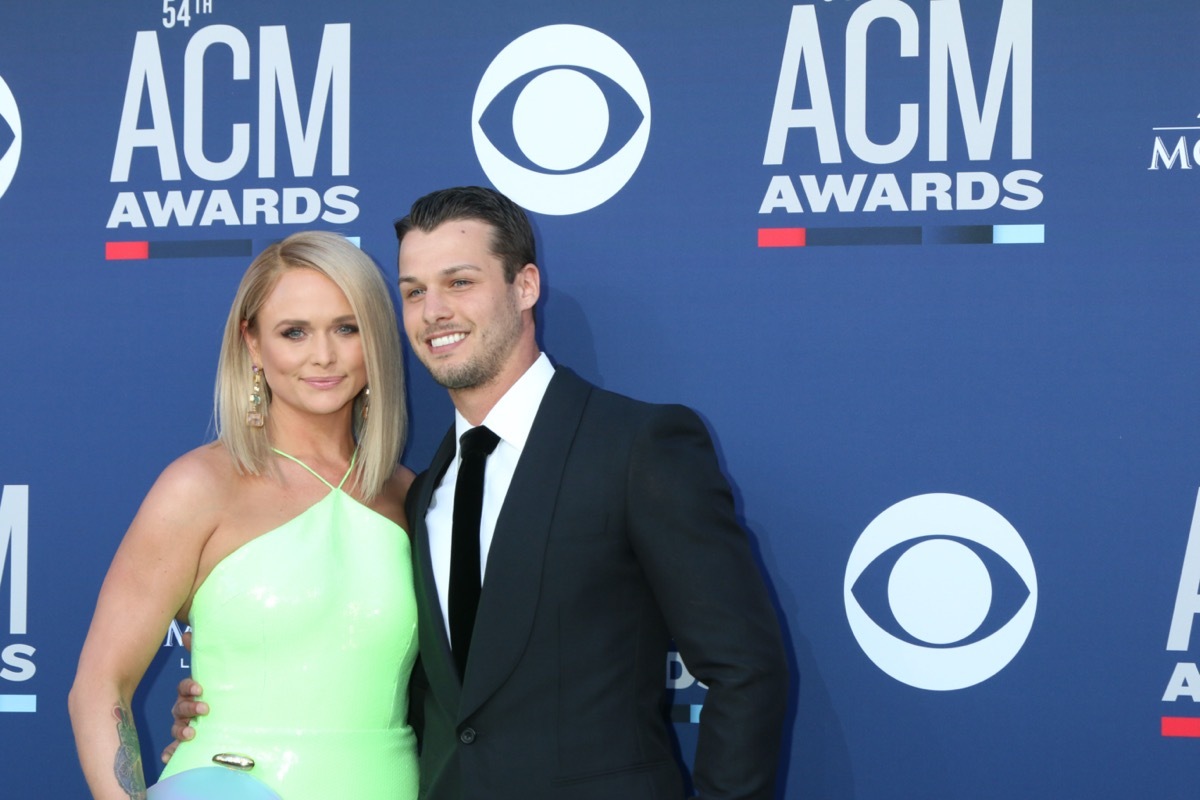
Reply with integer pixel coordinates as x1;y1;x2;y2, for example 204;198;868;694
157;450;419;799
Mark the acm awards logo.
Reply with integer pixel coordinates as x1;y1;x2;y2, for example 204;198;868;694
0;73;22;203
472;25;650;216
845;493;1037;691
0;486;37;713
1161;489;1200;737
760;0;1043;216
107;20;358;229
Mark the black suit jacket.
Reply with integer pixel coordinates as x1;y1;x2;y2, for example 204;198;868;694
407;368;788;800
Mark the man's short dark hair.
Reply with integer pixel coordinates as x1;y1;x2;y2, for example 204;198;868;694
394;186;536;284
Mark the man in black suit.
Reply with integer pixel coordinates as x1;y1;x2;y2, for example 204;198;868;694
169;186;789;798
395;186;788;799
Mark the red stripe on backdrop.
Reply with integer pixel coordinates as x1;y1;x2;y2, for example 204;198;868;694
105;241;150;260
1161;717;1200;737
757;228;806;248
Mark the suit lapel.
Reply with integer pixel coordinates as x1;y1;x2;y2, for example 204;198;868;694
458;368;591;719
413;426;462;707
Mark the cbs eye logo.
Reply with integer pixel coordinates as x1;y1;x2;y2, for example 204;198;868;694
0;74;21;202
471;24;650;216
844;493;1037;691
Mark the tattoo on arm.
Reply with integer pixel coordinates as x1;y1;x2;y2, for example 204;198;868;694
112;704;147;800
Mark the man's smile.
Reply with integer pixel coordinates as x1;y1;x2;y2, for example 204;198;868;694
428;331;467;350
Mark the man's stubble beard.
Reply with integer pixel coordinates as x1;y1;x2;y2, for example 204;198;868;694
421;292;524;391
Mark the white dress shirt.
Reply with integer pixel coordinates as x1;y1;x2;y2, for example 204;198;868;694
426;353;555;639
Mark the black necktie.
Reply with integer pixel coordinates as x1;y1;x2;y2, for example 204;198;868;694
449;425;500;679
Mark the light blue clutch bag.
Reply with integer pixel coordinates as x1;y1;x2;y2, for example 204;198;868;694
148;762;281;799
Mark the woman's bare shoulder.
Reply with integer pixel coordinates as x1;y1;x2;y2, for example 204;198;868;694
146;442;240;513
388;462;417;495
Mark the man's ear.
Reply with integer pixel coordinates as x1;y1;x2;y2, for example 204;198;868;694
515;263;540;311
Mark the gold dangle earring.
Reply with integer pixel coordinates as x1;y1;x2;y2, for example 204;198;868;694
246;365;265;428
361;387;370;423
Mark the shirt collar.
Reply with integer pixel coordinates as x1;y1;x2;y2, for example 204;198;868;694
453;352;554;453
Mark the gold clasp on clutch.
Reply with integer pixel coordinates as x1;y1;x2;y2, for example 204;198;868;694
212;752;255;770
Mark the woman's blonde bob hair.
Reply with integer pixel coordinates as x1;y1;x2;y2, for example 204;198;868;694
214;231;405;501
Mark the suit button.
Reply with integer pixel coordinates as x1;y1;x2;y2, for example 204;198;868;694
459;727;476;745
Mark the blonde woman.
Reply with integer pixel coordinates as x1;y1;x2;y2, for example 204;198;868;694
69;232;418;799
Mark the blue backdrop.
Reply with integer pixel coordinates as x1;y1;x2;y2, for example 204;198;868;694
2;1;1200;796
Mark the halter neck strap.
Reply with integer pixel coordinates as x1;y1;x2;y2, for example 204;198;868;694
272;447;359;491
